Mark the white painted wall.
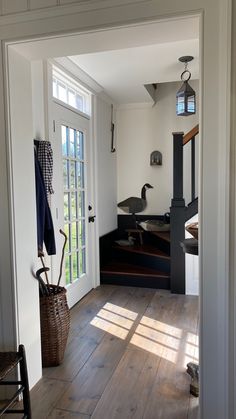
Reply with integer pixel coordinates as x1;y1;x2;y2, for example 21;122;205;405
94;95;117;236
8;47;42;388
31;60;47;140
117;80;199;215
31;60;53;280
185;214;199;295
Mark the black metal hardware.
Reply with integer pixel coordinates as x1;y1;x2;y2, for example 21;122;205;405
176;56;196;116
111;104;116;153
88;205;92;211
88;215;96;223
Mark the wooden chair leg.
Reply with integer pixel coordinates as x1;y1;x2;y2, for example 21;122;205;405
19;345;32;419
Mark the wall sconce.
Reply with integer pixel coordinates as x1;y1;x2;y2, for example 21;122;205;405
150;151;162;166
176;56;196;116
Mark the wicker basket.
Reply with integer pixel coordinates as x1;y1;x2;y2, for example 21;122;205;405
185;222;198;240
40;284;70;367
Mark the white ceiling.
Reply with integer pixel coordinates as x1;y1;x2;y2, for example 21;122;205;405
69;38;199;104
12;16;199;104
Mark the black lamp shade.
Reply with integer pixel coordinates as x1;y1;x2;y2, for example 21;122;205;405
176;80;196;116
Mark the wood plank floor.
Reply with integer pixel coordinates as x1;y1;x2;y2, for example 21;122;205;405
5;285;199;418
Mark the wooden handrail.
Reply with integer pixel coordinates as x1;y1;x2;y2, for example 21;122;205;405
183;124;199;145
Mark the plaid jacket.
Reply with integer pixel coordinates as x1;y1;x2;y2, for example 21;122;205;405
37;140;54;197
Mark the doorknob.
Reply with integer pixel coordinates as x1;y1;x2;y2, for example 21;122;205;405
88;215;96;223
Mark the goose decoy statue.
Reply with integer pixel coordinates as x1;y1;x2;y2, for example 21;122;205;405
118;183;153;226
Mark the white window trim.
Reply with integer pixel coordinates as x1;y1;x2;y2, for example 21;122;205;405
52;64;91;116
53;97;90;120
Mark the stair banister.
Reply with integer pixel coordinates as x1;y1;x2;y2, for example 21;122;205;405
170;125;199;294
183;124;199;145
191;137;196;202
184;124;199;202
170;132;186;294
172;132;184;201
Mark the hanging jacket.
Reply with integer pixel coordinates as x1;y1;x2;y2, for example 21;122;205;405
34;151;56;256
34;139;54;199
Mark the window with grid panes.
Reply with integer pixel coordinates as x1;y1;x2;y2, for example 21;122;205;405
61;125;86;284
53;66;90;115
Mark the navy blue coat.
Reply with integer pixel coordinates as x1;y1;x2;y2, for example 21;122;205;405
34;151;56;256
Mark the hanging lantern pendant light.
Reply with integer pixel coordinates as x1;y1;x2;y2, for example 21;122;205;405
176;56;196;116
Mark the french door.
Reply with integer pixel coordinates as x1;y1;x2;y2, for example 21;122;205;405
52;102;96;308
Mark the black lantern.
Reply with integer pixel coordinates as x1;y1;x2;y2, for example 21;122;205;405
176;56;196;116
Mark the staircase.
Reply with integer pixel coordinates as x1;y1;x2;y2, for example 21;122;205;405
100;124;199;293
100;219;171;289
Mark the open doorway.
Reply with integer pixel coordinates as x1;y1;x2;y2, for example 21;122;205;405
5;14;200;413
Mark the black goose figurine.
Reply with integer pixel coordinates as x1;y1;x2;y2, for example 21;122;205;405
118;183;153;227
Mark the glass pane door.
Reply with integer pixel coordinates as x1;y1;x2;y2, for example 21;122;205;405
61;125;86;285
52;102;96;309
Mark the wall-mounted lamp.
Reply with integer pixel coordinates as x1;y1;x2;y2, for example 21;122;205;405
150;151;162;166
176;56;196;116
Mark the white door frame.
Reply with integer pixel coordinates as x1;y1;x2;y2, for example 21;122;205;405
46;60;100;294
52;100;97;308
0;1;232;417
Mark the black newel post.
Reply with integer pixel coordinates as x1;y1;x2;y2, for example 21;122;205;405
191;137;196;202
170;132;186;294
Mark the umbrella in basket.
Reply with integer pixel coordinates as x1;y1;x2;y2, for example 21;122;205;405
34;229;70;368
35;229;67;295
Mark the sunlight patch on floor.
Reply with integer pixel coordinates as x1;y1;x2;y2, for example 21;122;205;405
135;324;180;350
96;308;134;329
103;303;138;320
130;333;177;363
90;303;198;365
90;303;138;339
184;331;199;366
90;316;130;339
187;332;199;346
140;316;182;339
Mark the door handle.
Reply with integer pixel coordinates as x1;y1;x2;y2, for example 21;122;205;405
88;215;96;223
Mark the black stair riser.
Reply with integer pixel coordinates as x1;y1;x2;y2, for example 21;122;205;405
100;273;170;289
113;249;170;273
147;234;170;254
100;229;119;267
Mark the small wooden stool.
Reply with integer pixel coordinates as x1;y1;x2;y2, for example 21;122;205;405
126;228;144;245
0;345;31;418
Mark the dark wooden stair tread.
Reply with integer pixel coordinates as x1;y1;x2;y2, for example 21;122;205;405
113;243;170;259
101;261;170;278
150;231;170;243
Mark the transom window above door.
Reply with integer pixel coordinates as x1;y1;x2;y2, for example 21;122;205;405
52;66;91;115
